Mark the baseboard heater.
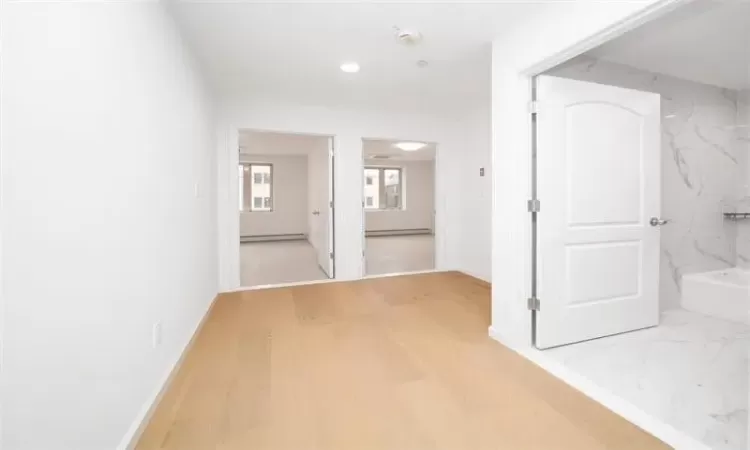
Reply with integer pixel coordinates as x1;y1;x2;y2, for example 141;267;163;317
240;233;307;243
365;229;433;237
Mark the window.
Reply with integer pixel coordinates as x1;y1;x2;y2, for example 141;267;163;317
239;163;273;212
253;172;271;184
363;167;402;210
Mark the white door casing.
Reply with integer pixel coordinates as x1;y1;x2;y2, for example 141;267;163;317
535;76;661;349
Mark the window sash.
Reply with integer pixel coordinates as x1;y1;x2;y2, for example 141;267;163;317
364;167;402;210
239;163;273;212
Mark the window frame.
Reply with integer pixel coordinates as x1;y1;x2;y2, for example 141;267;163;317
363;166;403;211
239;162;273;212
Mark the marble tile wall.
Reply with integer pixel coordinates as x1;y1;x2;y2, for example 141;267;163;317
548;56;745;310
735;90;750;268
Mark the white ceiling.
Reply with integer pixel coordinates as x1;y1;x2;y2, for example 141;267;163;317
169;2;551;114
364;139;436;161
238;131;435;161
586;0;750;90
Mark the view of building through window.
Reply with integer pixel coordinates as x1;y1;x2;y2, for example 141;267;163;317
239;163;272;212
364;167;402;210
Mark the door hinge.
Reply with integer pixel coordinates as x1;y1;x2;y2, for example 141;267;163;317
330;252;334;259
329;201;333;208
527;199;540;213
527;297;541;311
528;101;539;114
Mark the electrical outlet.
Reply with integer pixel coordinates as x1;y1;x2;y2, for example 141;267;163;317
479;167;485;177
152;322;162;348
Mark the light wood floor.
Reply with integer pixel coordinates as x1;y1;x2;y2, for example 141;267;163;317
136;272;669;450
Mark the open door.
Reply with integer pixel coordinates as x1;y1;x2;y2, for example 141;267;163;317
307;137;334;278
535;75;661;349
321;137;334;278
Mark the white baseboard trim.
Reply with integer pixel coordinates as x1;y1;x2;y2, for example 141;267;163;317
362;269;444;280
240;233;307;243
117;294;219;450
487;326;710;450
365;229;432;237
456;269;491;284
224;277;337;292
223;269;447;293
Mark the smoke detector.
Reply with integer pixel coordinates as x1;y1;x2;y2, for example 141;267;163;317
394;27;422;45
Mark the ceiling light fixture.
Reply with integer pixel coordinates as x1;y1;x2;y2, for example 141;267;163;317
340;62;360;73
394;27;423;46
394;141;427;152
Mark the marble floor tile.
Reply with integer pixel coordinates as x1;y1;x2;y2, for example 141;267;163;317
544;309;750;450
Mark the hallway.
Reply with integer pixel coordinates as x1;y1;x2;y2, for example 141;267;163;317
136;272;666;450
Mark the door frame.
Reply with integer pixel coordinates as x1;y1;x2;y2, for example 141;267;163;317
360;137;441;278
225;127;336;290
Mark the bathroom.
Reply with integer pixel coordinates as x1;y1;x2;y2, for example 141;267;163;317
534;2;750;449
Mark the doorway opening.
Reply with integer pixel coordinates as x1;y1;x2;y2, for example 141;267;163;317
238;130;335;287
361;138;436;276
531;2;750;448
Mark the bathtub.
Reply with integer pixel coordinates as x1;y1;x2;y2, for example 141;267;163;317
681;268;749;325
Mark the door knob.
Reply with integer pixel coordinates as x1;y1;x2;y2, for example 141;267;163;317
312;210;320;216
649;217;669;227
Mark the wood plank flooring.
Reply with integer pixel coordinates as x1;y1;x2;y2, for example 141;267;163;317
136;272;669;450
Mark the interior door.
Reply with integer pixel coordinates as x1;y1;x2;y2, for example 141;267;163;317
320;137;334;278
307;138;333;278
535;75;661;349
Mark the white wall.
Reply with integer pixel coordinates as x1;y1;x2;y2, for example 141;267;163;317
490;0;684;348
217;100;472;290
364;159;435;232
459;106;492;282
1;3;217;449
239;154;308;237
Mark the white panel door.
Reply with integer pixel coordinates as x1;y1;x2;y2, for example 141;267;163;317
535;75;661;349
308;139;333;278
320;137;334;278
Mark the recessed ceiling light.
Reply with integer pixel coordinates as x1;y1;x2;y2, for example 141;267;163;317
340;62;360;73
394;142;427;152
